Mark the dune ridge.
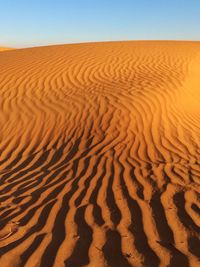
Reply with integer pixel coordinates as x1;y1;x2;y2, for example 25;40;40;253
0;41;200;267
0;47;13;52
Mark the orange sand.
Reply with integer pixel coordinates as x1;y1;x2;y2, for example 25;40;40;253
0;47;13;52
0;41;200;267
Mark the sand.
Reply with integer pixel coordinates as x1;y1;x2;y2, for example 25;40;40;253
0;47;13;52
0;41;199;267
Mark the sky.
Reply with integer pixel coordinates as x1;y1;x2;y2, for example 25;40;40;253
0;0;200;48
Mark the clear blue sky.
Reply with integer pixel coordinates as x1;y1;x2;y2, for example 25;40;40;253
1;0;200;48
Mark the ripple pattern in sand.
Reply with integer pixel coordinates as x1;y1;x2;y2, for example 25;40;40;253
0;41;200;267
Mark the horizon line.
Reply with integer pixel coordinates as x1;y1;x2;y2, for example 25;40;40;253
2;39;200;50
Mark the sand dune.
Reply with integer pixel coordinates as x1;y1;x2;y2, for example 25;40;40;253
0;41;200;267
0;47;13;52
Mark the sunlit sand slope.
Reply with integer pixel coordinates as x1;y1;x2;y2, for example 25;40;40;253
0;41;200;267
0;47;13;52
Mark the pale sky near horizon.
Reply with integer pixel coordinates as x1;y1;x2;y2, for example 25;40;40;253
1;0;200;48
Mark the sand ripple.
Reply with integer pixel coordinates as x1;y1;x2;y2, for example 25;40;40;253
0;41;200;267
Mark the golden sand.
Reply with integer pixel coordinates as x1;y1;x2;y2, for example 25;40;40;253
0;47;13;52
0;41;200;267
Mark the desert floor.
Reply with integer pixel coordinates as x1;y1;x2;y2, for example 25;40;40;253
0;41;200;267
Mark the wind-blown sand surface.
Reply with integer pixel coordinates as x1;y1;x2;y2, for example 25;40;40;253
0;41;200;267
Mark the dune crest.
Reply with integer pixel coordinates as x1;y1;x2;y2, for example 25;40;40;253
0;47;14;52
0;41;200;267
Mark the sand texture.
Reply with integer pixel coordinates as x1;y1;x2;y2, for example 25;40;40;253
0;41;200;267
